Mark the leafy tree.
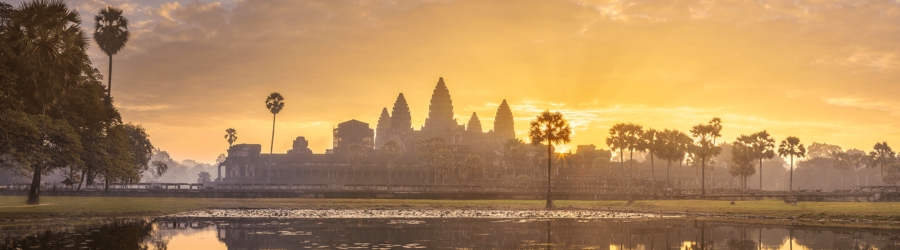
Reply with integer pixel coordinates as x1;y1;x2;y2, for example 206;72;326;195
807;142;842;160
264;92;284;183
528;110;571;209
729;142;756;189
690;121;722;197
197;172;211;184
870;142;896;178
434;148;454;186
778;136;806;192
461;154;485;180
380;140;402;183
224;128;237;148
346;143;366;181
416;136;447;185
92;6;129;100
590;149;612;178
502;139;528;178
830;150;852;189
124;124;166;180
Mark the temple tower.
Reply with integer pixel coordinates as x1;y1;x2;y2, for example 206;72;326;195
494;99;515;140
375;107;391;149
390;93;412;134
466;112;482;133
423;77;456;132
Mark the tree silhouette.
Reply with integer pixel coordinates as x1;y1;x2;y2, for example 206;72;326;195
830;150;851;189
778;136;806;192
729;141;756;190
93;6;129;100
639;128;661;189
346;143;366;181
657;129;688;196
739;131;775;190
197;172;211;184
416;137;447;185
264;92;284;183
607;123;643;185
690;122;721;197
462;154;485;180
870;142;896;178
528;110;571;209
380;140;402;183
224;128;238;148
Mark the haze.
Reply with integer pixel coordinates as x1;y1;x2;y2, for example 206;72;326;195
18;0;900;163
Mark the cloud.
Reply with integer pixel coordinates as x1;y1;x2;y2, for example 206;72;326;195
5;0;895;162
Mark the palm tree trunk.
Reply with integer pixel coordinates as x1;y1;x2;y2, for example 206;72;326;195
107;55;112;100
27;164;42;205
789;155;794;192
665;160;671;197
268;114;276;183
650;152;655;189
701;158;706;198
546;139;553;209
759;158;763;191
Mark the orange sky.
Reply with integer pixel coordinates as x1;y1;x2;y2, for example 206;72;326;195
29;0;900;163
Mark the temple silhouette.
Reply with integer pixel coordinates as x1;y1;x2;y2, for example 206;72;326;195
217;77;519;184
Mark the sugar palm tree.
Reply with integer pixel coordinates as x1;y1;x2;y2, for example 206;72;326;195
93;6;129;100
657;129;682;196
739;131;775;190
778;136;806;192
690;123;721;197
265;92;284;183
870;142;896;178
529;110;571;209
13;0;91;205
606;124;627;179
224;128;237;148
639;128;661;189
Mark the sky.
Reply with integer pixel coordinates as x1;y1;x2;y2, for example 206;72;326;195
10;0;900;163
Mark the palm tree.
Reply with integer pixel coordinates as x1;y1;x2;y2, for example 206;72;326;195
528;110;572;209
640;128;661;189
709;117;722;145
224;128;238;148
606;124;627;179
690;123;721;197
870;142;896;178
740;131;775;190
265;92;284;183
657;129;681;196
830;150;850;190
778;136;806;192
381;140;402;183
93;6;129;100
13;0;91;205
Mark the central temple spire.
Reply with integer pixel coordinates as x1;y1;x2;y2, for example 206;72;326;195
423;77;455;131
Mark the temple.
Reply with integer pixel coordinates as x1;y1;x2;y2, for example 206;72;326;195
218;77;520;184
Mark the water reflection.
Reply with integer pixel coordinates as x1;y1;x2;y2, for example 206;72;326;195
4;217;900;249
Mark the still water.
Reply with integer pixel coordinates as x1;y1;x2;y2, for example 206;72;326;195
4;217;900;249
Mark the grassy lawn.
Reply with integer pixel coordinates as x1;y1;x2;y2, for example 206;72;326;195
1;196;900;228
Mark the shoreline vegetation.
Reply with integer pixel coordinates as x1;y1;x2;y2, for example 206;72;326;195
2;196;900;231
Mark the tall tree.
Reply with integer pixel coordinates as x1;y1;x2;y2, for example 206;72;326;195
92;6;129;100
709;117;722;145
461;154;485;180
830;150;851;189
657;129;688;196
528;110;572;209
380;140;402;183
778;136;806;192
416;136;447;185
606;124;627;179
690;122;721;197
639;128;661;188
224;128;237;148
607;123;643;185
740;131;775;190
870;142;896;178
264;92;284;183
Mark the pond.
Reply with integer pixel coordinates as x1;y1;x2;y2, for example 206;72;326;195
4;217;900;249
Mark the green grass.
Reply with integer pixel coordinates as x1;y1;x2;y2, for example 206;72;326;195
2;196;900;228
